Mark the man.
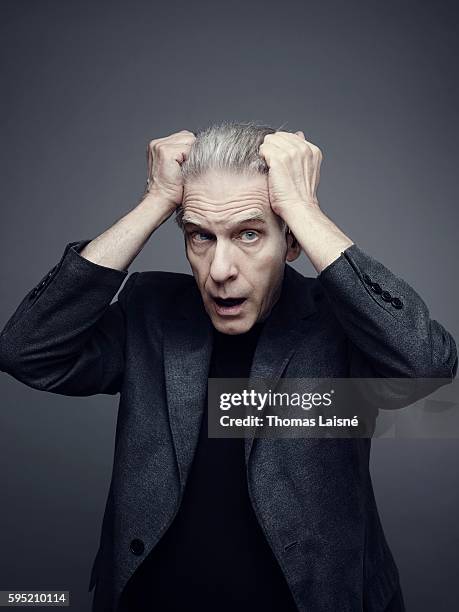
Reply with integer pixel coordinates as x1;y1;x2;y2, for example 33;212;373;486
0;121;456;612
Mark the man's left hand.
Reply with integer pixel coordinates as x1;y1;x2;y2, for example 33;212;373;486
258;130;322;220
259;130;354;274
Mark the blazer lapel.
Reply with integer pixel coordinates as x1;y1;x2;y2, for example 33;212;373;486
244;264;319;463
163;283;213;490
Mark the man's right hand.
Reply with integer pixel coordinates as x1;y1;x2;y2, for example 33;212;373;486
143;130;196;213
76;130;196;272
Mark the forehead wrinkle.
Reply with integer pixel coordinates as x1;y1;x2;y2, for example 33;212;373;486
183;181;269;202
182;203;268;229
182;193;268;208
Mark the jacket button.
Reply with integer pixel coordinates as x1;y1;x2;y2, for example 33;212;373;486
362;274;372;285
391;297;403;309
370;282;382;294
381;291;392;302
130;538;145;555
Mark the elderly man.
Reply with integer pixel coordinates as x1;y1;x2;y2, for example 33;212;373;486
0;121;456;612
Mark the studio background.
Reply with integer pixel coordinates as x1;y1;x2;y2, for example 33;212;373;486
0;1;458;610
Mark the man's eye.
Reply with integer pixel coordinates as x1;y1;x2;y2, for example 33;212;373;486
240;230;258;242
191;232;213;242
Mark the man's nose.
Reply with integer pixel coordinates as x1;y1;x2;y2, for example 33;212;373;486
209;240;238;283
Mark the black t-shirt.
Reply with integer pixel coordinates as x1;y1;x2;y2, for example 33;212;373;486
120;321;298;612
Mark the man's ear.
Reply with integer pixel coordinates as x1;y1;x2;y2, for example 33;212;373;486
285;229;301;262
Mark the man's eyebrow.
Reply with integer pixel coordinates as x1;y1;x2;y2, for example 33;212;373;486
182;211;267;228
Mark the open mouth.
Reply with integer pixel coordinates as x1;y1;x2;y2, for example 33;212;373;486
212;296;247;315
213;297;246;307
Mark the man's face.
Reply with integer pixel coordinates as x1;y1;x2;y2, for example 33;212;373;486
181;170;297;335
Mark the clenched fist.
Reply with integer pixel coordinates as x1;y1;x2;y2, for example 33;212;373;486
258;130;323;220
143;130;196;212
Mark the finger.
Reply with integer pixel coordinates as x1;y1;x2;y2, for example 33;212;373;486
276;132;322;158
261;134;305;159
259;139;297;164
153;140;195;161
275;132;309;147
149;142;195;162
261;132;303;154
148;132;195;151
153;142;193;165
275;131;304;140
275;131;315;146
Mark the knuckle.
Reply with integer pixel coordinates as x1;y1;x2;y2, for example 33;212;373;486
312;146;323;159
299;144;311;156
278;151;290;163
310;143;321;155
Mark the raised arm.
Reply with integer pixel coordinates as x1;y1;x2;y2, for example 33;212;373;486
0;130;196;395
258;130;457;398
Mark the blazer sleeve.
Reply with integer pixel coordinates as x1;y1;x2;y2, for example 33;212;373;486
317;244;457;406
0;240;138;396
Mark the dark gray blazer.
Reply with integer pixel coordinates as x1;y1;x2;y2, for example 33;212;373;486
0;240;456;612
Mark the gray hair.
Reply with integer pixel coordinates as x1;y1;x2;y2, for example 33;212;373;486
175;120;293;234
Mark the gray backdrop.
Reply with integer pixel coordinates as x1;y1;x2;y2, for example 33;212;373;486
1;1;458;610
